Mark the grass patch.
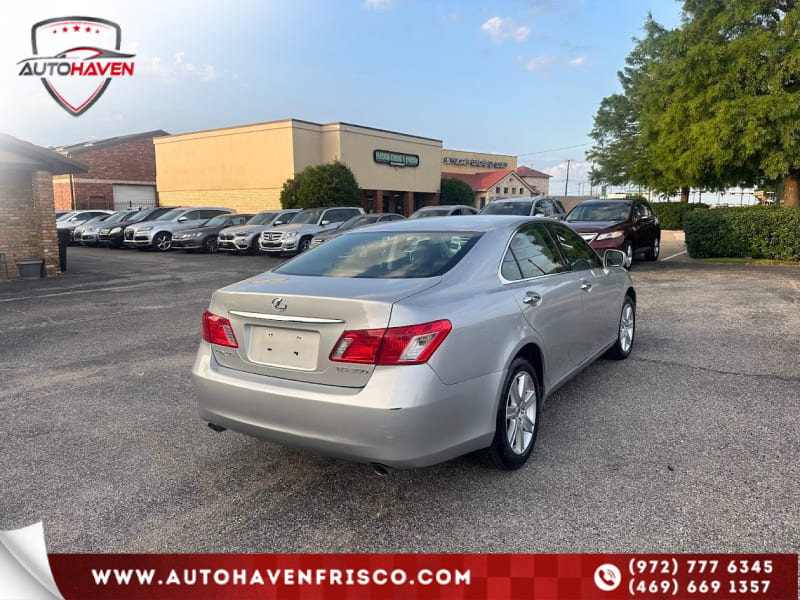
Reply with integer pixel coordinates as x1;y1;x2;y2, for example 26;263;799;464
696;257;800;267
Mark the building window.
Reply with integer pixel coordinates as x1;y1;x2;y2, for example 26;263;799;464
512;187;516;194
480;196;486;208
503;187;508;194
496;187;500;194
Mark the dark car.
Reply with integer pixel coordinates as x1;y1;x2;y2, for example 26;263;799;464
171;213;254;253
480;196;567;220
98;206;175;248
308;213;405;248
565;197;660;268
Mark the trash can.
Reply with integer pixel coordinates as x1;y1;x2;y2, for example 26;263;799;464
15;258;44;280
57;228;70;272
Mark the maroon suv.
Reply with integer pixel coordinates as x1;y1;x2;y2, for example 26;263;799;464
565;198;660;268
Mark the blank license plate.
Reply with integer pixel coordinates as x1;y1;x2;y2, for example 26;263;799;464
248;326;319;370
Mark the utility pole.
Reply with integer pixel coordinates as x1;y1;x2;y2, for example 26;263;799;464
564;159;571;198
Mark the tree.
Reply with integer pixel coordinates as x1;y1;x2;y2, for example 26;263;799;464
440;178;474;205
280;161;361;209
279;177;300;209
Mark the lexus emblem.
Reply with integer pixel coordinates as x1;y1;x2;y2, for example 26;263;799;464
272;297;287;311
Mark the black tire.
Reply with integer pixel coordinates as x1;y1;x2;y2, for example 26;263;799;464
644;236;660;261
298;237;311;253
604;296;635;360
623;241;634;270
203;236;218;253
248;238;261;255
485;358;541;470
152;232;172;252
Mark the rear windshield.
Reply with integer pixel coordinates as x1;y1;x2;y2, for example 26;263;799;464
275;231;482;278
567;202;631;222
481;201;532;216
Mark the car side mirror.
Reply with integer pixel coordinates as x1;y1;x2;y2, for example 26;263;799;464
604;249;626;268
273;221;283;226
320;220;330;226
177;216;188;222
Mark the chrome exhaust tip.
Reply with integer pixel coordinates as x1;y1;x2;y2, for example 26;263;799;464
370;463;390;477
207;422;226;433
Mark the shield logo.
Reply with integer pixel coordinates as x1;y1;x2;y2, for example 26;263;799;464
30;16;130;116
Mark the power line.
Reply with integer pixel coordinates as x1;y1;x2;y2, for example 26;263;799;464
518;142;593;157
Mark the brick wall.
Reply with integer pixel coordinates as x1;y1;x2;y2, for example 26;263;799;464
53;136;160;210
0;167;60;279
70;137;157;181
158;188;283;212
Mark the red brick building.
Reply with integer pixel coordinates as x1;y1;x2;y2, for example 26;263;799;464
51;130;168;211
0;133;87;279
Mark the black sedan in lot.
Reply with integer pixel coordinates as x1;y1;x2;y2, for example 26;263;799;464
565;197;660;268
98;206;175;248
171;213;254;253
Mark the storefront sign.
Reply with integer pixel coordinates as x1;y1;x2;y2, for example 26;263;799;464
374;150;419;168
443;156;508;169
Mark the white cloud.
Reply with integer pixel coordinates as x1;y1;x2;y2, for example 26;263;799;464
481;16;531;43
140;52;220;84
542;160;593;195
525;55;557;72
364;0;394;7
568;56;586;66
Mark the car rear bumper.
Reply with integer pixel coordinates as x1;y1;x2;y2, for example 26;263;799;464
191;343;499;468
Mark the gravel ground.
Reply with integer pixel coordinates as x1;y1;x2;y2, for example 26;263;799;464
0;245;797;553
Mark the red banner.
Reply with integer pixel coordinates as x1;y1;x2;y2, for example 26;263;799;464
48;553;797;600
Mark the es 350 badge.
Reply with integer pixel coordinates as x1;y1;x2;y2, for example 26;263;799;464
17;17;135;116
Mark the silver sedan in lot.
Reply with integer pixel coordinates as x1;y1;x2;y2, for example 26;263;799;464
192;217;635;471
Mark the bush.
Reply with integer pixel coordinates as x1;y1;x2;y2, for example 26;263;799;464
280;161;361;209
683;206;800;260
440;178;474;206
650;202;708;230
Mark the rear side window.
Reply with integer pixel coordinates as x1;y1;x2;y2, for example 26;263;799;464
275;231;482;278
548;224;602;271
501;224;565;281
552;199;566;214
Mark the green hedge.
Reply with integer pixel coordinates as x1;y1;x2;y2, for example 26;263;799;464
650;202;708;230
683;206;800;260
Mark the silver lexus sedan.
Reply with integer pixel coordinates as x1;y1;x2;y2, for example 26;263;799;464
192;216;635;471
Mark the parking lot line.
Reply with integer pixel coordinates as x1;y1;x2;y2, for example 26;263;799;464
661;250;688;261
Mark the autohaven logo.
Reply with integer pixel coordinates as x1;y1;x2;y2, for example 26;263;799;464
17;17;135;116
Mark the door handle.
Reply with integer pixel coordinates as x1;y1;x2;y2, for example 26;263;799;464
580;280;592;291
522;291;542;304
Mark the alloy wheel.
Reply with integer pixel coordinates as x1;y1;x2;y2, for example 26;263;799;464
505;371;537;455
625;242;633;268
653;238;660;258
155;233;171;251
619;303;635;352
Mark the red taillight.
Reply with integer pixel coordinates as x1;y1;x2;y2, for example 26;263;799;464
202;311;238;348
329;328;384;364
329;320;451;366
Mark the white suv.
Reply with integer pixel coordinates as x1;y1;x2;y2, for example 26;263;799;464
259;206;364;254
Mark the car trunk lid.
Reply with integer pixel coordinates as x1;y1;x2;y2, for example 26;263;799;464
207;274;440;387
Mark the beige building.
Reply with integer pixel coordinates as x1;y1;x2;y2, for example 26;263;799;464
442;169;536;209
440;149;517;174
154;119;443;216
516;166;552;195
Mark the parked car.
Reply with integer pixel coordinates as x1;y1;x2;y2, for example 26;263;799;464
56;210;114;241
259;206;364;255
101;207;175;248
218;209;301;254
127;207;234;251
172;213;254;253
480;197;567;220
78;211;137;246
309;213;405;248
193;216;635;471
408;205;477;219
565;198;660;268
71;214;111;244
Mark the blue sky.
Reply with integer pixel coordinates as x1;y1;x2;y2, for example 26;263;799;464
1;0;682;192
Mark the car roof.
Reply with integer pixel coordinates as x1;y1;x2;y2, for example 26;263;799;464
367;215;556;233
491;197;535;203
581;197;629;203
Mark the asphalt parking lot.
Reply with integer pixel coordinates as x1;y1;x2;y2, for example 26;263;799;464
1;244;798;553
